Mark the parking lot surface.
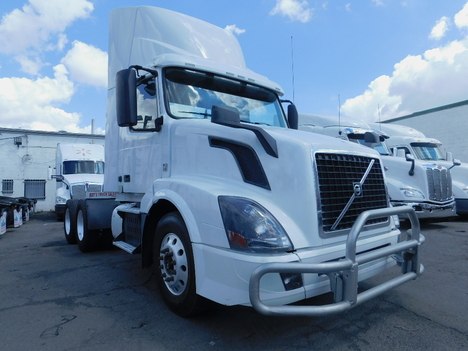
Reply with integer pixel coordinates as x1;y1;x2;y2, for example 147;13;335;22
0;212;467;351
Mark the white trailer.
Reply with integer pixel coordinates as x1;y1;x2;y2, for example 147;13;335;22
63;6;424;317
371;123;466;217
299;114;456;219
53;143;108;221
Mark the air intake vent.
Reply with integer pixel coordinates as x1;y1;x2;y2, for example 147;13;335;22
210;137;270;190
315;153;388;234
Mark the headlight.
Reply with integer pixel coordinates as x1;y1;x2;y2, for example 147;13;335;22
56;196;68;204
218;196;293;253
400;188;425;199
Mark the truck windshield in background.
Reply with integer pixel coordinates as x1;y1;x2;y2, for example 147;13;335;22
410;142;446;161
163;68;287;127
63;161;105;175
347;134;392;156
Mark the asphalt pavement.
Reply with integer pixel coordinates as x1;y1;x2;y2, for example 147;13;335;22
0;212;467;351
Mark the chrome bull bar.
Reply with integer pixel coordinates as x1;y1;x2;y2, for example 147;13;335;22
249;206;425;316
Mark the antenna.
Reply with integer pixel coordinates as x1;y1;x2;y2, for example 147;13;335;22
291;36;295;102
338;95;342;135
377;104;381;130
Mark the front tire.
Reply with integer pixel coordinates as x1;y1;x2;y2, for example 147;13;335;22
153;212;207;317
76;201;100;253
64;200;78;244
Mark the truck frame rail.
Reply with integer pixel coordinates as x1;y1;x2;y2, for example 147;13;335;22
249;206;424;316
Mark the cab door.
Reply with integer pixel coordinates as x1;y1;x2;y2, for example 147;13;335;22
117;74;163;194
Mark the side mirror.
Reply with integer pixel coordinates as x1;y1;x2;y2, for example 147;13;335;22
405;153;415;176
395;149;406;158
363;132;379;148
51;174;64;182
116;68;138;127
449;158;461;170
211;105;241;125
446;151;453;162
287;104;298;130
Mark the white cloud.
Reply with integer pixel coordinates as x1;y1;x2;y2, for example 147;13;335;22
341;2;468;122
342;38;468;122
270;0;313;23
371;0;384;6
61;41;108;88
0;0;94;72
14;55;43;75
454;2;468;29
0;64;94;133
225;24;246;35
429;16;450;40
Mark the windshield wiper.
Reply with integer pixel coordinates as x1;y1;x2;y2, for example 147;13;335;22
240;119;271;126
178;111;211;118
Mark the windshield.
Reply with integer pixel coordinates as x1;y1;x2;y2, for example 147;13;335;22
348;134;391;155
410;142;445;160
63;161;105;175
164;68;287;127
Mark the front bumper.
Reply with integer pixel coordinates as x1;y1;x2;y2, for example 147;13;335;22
391;200;456;219
249;206;424;316
455;198;468;216
55;204;66;215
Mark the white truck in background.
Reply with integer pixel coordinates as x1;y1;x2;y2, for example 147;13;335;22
299;114;457;220
62;6;424;317
371;123;466;217
53;143;107;221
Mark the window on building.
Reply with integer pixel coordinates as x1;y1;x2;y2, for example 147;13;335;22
2;179;14;194
24;179;46;200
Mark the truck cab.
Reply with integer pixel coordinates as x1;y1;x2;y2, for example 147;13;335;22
371;123;466;217
63;6;424;317
299;114;456;219
53;143;105;220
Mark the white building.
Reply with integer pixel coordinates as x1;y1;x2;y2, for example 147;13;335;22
382;99;468;162
0;128;105;212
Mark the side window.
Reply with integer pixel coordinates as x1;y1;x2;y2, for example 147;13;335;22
24;179;46;200
2;179;14;194
133;76;158;131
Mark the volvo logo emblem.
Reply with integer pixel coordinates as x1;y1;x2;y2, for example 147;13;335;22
353;182;363;197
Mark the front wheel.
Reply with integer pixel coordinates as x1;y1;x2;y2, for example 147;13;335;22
76;201;100;253
64;200;78;244
153;212;207;317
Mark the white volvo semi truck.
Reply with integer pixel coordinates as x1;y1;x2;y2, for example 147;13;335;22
63;6;424;317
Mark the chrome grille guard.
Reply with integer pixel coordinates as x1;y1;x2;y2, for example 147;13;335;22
249;206;424;316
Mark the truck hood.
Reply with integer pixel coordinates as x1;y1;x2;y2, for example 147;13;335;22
268;126;382;158
63;174;104;186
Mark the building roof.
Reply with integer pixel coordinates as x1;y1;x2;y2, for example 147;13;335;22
0;127;105;139
384;99;468;123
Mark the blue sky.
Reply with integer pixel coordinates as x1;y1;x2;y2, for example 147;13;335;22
1;0;468;134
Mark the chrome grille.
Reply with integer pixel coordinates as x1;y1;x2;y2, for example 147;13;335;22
315;153;388;233
71;185;86;199
426;166;452;202
88;184;102;192
71;183;103;199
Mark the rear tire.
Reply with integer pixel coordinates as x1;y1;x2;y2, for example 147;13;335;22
76;201;100;253
64;200;78;244
153;212;208;317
